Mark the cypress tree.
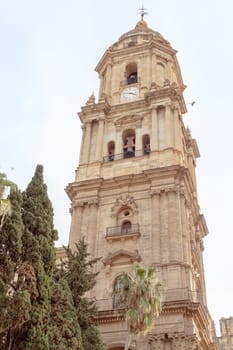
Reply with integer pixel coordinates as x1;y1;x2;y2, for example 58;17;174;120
18;164;58;349
0;187;32;350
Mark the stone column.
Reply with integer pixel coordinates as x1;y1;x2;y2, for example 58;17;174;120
135;125;142;155
95;117;105;161
115;126;122;156
68;202;84;252
79;124;86;164
180;187;188;264
151;190;161;264
165;104;173;148
82;121;91;164
151;107;158;151
105;63;112;96
87;200;98;257
173;107;180;151
98;74;104;100
160;190;169;264
151;52;157;84
167;189;179;262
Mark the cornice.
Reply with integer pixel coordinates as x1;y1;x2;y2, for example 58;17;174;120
145;85;187;114
65;178;103;200
78;98;111;123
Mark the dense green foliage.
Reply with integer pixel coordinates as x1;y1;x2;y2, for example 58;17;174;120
0;172;15;231
60;239;104;350
0;166;103;349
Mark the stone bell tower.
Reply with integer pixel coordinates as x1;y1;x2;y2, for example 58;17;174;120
66;17;219;350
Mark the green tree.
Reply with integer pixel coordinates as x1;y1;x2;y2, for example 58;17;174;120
0;173;15;232
17;164;58;349
114;263;162;350
48;278;83;350
61;239;104;350
0;186;33;350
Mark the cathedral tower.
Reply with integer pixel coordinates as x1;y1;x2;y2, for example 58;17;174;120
66;18;219;350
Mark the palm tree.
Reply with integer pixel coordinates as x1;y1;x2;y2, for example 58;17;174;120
113;263;162;350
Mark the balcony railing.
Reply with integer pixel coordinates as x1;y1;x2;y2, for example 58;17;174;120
106;223;140;241
103;149;150;163
93;288;205;312
120;77;141;86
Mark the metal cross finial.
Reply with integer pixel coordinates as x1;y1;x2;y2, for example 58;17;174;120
138;5;148;20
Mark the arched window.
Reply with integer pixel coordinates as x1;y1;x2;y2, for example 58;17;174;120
108;141;115;161
126;63;137;85
112;277;123;309
123;129;135;158
143;134;150;154
121;221;132;233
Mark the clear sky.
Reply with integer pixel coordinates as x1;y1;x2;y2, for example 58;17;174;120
1;0;233;334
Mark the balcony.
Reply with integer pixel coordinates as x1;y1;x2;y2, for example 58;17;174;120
93;288;205;313
103;148;150;163
106;223;140;241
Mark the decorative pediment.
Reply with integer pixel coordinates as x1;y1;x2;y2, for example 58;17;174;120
111;194;138;217
115;114;143;129
102;249;141;266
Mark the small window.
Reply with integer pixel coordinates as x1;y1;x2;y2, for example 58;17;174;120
108;141;115;161
126;63;138;85
123;129;135;158
143;134;150;155
121;221;132;233
112;277;125;309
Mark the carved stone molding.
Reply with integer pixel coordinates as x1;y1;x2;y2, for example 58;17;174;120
102;249;141;266
73;197;99;208
150;185;185;197
148;333;199;350
111;194;138;218
115;114;143;129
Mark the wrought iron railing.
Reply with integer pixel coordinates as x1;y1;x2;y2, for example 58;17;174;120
103;149;150;162
106;223;140;238
120;77;141;86
93;288;205;312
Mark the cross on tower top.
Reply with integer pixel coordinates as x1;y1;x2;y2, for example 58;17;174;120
138;5;148;20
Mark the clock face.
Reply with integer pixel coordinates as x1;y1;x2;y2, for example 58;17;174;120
121;87;139;101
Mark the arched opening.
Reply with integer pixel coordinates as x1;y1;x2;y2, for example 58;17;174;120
126;63;137;84
123;129;135;158
112;276;126;309
108;141;115;161
143;134;150;154
157;62;165;86
121;220;132;234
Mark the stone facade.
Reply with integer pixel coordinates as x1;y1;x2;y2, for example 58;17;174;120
66;19;220;349
219;318;233;350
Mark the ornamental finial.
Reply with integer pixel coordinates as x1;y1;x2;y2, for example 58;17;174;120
138;5;148;20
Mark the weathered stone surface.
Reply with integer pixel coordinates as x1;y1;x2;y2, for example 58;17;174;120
66;19;220;350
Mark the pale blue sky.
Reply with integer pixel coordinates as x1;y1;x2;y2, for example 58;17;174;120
1;0;233;333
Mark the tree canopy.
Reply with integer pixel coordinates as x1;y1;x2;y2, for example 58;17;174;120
0;165;103;350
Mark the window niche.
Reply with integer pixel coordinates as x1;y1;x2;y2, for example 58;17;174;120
143;134;150;154
112;276;125;309
126;62;138;84
123;129;135;158
108;141;115;161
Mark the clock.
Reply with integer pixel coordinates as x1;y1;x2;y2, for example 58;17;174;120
121;87;139;101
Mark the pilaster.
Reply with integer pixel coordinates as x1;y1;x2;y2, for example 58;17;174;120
95;117;105;161
68;202;84;252
82;121;91;164
151;190;161;264
151;107;158;151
